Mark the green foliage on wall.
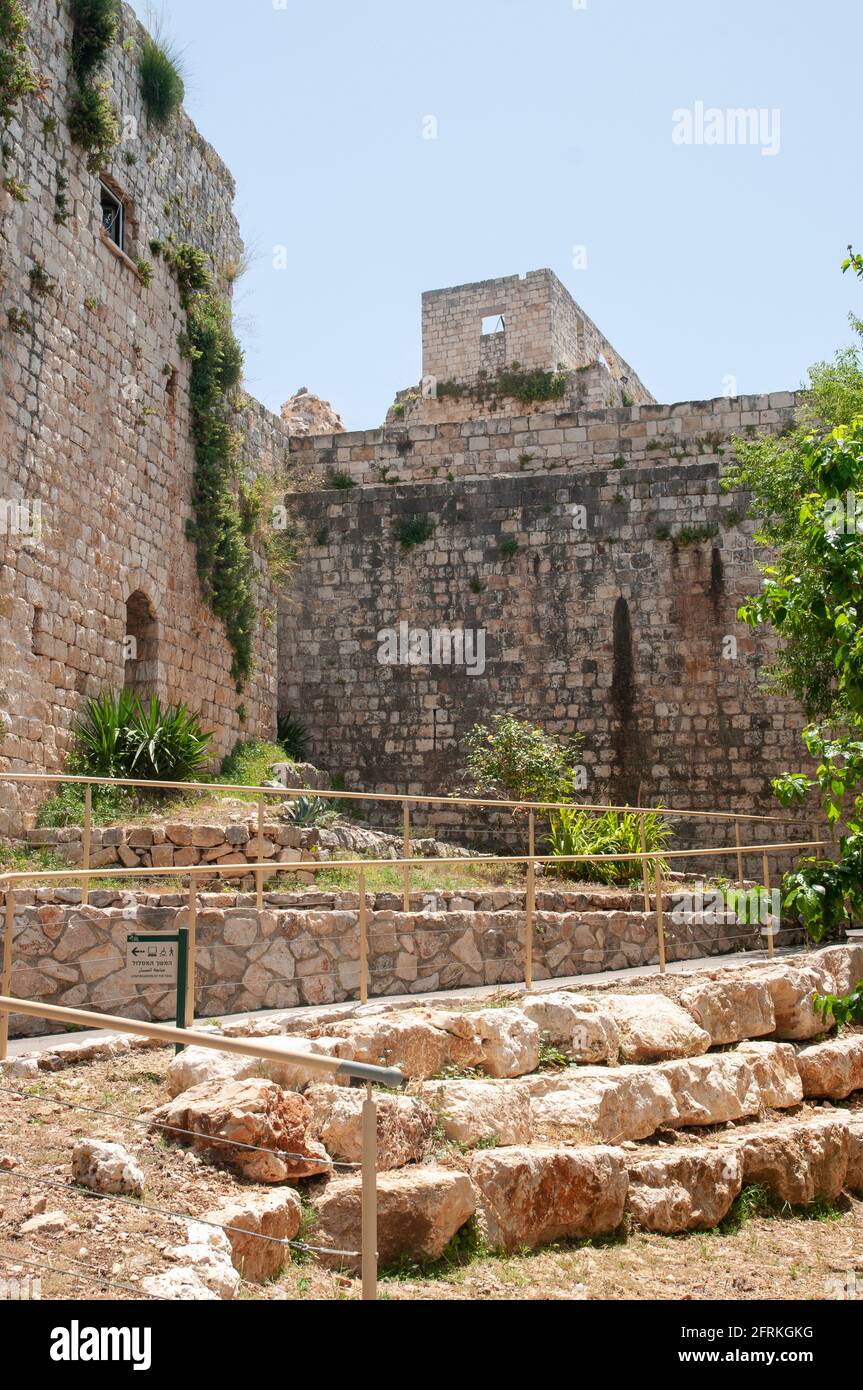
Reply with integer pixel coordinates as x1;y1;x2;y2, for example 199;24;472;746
394;514;435;549
139;34;184;125
435;366;568;409
68;0;120;171
155;238;258;686
0;0;41;125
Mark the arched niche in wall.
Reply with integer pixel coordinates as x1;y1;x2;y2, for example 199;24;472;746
124;590;160;700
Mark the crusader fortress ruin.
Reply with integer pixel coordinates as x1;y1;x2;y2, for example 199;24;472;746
1;1;807;851
4;4;863;1308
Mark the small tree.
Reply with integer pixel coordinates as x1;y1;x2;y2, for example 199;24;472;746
464;715;582;806
729;248;863;944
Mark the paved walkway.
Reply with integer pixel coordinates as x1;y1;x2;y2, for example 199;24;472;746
6;944;800;1056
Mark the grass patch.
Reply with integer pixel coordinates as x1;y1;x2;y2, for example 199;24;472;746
139;34;185;125
216;738;286;794
380;1217;488;1281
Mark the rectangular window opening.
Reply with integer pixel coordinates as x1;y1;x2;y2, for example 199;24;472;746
481;313;506;336
100;181;125;252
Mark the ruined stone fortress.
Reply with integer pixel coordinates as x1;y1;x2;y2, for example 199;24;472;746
1;3;807;844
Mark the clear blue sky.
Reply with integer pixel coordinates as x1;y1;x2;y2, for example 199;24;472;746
144;0;862;429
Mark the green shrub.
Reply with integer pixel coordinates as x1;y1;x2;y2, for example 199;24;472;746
277;715;311;763
71;689;213;781
394;515;435;549
464;715;583;806
0;0;40;124
496;367;567;406
324;469;355;489
69;0;120;81
813;979;863;1029
139;35;185;125
546;806;672;883
67;79;119;171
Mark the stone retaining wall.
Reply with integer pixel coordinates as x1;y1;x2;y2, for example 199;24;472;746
3;890;784;1038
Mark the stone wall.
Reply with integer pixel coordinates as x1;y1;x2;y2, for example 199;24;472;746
0;4;293;836
2;885;777;1038
278;390;816;852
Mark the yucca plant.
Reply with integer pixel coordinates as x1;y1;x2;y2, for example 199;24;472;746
277;714;311;763
123;696;213;781
546;806;672;883
70;691;212;782
70;689;139;777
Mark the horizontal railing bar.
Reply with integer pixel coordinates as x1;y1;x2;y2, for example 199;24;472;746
0;840;831;889
0;996;404;1087
0;771;802;822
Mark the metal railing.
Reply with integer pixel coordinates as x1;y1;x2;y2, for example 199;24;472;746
1;769;804;909
0;769;829;1059
0;840;830;1051
0;994;403;1300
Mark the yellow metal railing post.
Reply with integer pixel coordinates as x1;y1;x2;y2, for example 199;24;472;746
639;815;650;913
82;783;92;906
358;866;368;1005
735;820;744;889
654;856;666;974
0;889;13;1061
402;800;411;913
525;810;536;992
185;871;197;1028
361;1081;378;1301
762;850;774;959
256;795;265;910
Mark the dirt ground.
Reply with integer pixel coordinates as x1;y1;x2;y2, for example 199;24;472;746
0;1047;861;1302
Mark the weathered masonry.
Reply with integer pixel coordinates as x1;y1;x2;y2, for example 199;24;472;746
0;3;294;834
279;272;809;846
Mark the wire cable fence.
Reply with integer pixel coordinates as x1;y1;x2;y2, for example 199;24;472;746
0;1001;404;1300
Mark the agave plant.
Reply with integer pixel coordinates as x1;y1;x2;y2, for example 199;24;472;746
284;795;334;827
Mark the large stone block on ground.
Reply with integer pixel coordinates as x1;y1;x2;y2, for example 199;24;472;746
751;964;832;1040
679;978;775;1045
165;1040;350;1098
813;944;863;997
163;1222;240;1299
657;1054;761;1127
316;1009;482;1080
203;1189;302;1282
471;1008;540;1077
602;994;710;1062
526;1066;678;1144
795;1034;863;1100
311;1168;476;1271
713;1114;849;1205
736;1041;803;1110
150;1078;331;1181
470;1144;628;1251
521;992;619;1064
71;1138;144;1197
418;1079;531;1147
305;1084;434;1169
626;1148;743;1232
141;1269;219;1301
